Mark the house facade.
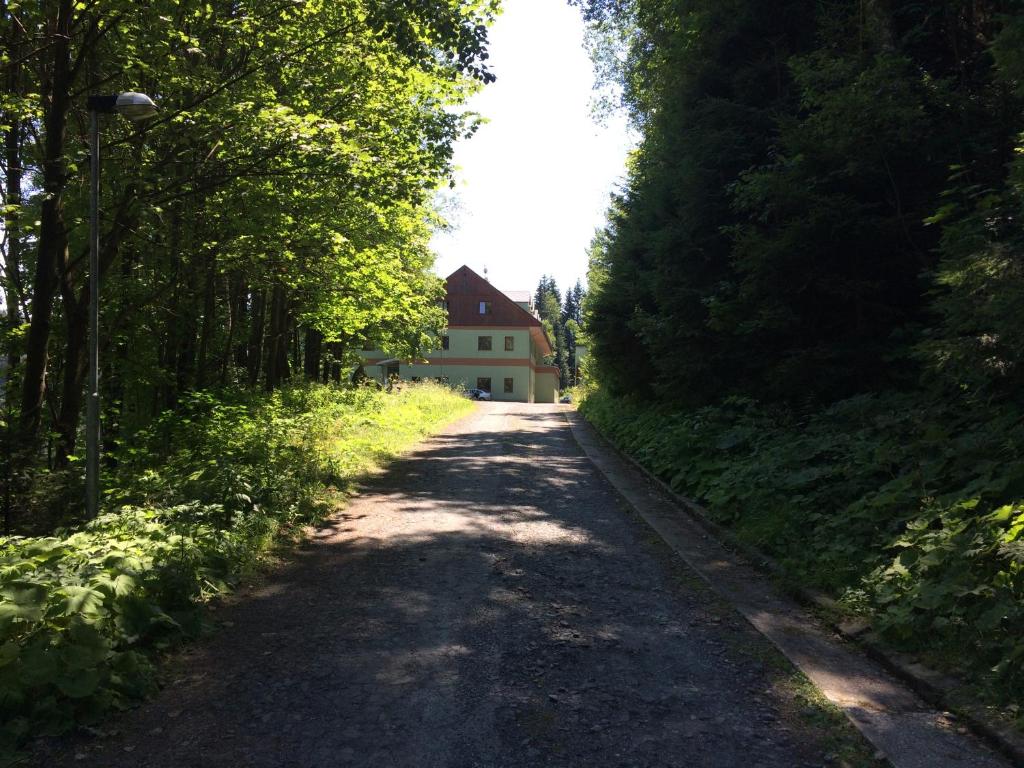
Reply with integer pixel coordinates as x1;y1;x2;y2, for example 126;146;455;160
360;266;561;403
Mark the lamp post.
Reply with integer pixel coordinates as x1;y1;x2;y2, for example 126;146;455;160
85;92;157;519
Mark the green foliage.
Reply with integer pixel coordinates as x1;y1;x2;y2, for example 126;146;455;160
535;275;581;387
0;383;472;755
869;502;1024;686
579;0;1022;405
580;386;1024;710
577;0;1024;722
2;0;499;525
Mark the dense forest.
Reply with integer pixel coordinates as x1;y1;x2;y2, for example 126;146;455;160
1;0;499;532
534;275;585;387
577;0;1024;714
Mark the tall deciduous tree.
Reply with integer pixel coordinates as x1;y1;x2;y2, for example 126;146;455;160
1;0;499;526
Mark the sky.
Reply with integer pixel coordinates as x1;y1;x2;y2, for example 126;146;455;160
430;0;634;299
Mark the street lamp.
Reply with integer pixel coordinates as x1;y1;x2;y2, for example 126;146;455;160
85;92;157;518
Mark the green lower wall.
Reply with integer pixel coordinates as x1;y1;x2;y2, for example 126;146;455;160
535;372;558;403
365;360;559;404
389;363;532;402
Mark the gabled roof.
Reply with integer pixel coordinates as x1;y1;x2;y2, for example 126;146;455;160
445;266;542;328
445;266;551;356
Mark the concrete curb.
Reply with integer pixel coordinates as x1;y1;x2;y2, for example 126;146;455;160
562;408;1018;768
853;638;1024;768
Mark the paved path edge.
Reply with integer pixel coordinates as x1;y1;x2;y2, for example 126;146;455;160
562;408;1015;768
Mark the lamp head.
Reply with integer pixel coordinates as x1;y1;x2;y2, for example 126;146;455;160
115;92;158;121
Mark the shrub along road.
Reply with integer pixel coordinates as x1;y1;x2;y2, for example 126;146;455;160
37;403;988;767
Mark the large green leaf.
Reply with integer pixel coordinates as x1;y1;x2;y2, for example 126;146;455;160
56;669;100;699
113;596;178;643
0;602;44;627
18;645;58;687
56;586;107;619
0;582;47;608
59;642;108;672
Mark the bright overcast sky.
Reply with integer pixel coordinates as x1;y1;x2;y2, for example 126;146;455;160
430;0;634;297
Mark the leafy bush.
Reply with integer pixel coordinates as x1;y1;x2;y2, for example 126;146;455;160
0;383;472;755
580;387;1024;711
868;502;1024;690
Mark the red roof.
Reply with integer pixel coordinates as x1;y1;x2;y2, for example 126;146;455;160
445;266;551;356
445;266;541;328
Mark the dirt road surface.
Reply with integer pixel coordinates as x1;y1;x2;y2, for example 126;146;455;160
38;403;887;768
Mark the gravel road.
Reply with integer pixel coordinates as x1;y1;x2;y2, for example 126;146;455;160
37;403;879;768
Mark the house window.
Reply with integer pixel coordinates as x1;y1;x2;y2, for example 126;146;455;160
442;335;449;350
504;377;514;393
504;335;514;351
477;335;492;351
479;301;491;315
477;377;491;392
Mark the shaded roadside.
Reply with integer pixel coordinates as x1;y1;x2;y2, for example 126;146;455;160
566;407;1012;768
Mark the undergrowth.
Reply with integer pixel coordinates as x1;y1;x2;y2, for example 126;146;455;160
0;382;472;758
579;386;1024;722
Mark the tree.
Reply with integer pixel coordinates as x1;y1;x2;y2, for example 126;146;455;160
560;280;586;382
1;0;500;527
536;275;573;387
579;0;1023;405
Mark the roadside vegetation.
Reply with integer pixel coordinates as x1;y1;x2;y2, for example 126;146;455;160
0;382;473;757
580;388;1024;715
575;0;1024;724
1;0;498;533
0;0;494;758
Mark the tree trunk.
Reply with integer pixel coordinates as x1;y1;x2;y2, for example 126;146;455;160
155;202;185;413
303;328;323;381
53;293;87;466
247;289;266;386
328;340;346;384
53;197;135;466
19;0;74;446
264;284;289;391
196;253;217;389
2;23;25;376
0;26;22;529
220;273;243;385
174;263;199;397
291;326;300;377
862;0;894;51
232;277;249;371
